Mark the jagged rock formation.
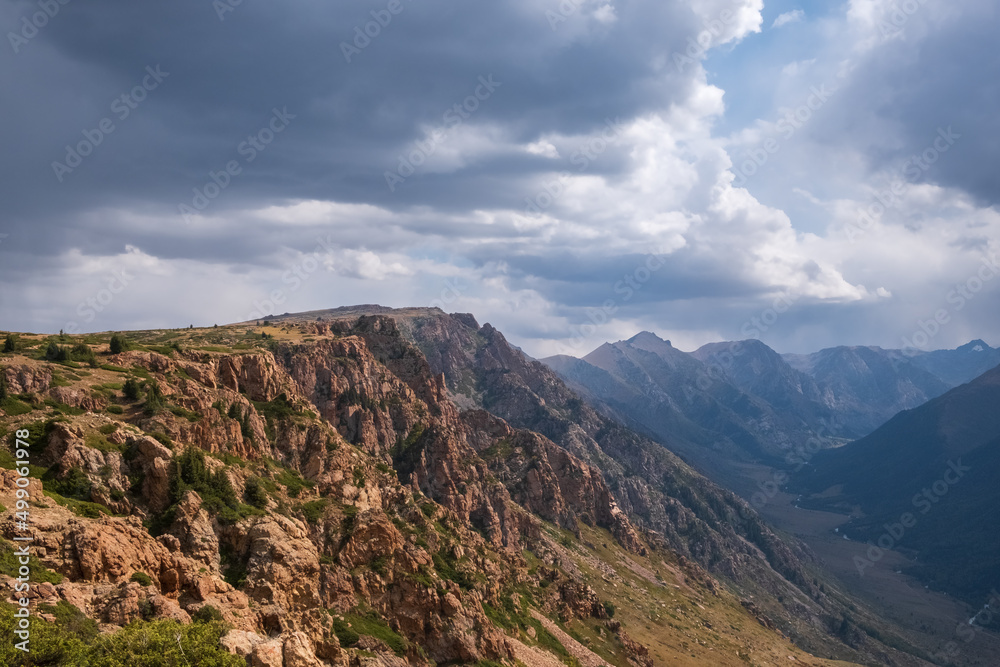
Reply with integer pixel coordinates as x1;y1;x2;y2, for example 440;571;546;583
0;313;937;666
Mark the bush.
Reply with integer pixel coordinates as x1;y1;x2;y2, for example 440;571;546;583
143;381;166;415
337;611;407;656
298;499;329;524
2;334;18;353
89;618;243;666
243;477;269;509
602;601;616;618
45;341;68;362
163;448;246;525
192;604;225;623
276;466;313;498
130;571;154;587
69;342;97;366
38;600;99;642
122;377;142;401
46;467;92;501
330;616;360;647
109;334;132;354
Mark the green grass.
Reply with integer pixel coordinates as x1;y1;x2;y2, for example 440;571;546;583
332;611;408;656
100;364;130;373
168;404;203;422
297;498;329;524
36;600;99;642
44;490;112;519
275;465;313;498
0;537;63;584
85;432;123;453
0;395;33;415
43;398;85;416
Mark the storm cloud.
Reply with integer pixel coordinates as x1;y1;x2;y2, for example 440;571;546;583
0;0;997;356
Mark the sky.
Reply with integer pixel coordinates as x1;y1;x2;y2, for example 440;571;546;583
0;0;998;357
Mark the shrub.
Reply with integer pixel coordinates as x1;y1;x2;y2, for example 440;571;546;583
0;538;63;584
130;571;153;587
338;611;407;656
46;467;93;501
143;381;167;415
38;600;99;642
276;466;312;498
192;604;225;623
106;405;124;414
243;477;269;509
330;616;360;647
109;334;132;354
88;618;243;666
69;342;97;366
0;395;32;416
298;499;329;524
219;545;247;589
602;601;616;618
2;334;18;353
45;341;68;362
122;377;142;401
164;447;246;525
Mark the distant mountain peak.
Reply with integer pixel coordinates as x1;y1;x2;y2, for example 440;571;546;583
626;331;671;347
957;338;991;353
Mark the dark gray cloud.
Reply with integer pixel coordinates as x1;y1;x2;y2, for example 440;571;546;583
0;0;701;245
0;0;997;358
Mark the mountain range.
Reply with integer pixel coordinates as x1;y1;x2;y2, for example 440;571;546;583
0;307;997;666
542;333;999;491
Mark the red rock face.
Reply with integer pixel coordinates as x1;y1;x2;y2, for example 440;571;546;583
0;318;656;666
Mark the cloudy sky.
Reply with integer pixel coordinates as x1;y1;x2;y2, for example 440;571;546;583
1;0;997;357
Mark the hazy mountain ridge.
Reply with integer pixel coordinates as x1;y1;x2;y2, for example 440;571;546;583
790;364;1000;606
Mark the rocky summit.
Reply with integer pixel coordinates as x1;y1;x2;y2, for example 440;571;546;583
0;309;947;666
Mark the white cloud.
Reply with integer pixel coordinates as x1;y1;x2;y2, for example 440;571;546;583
772;9;805;28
